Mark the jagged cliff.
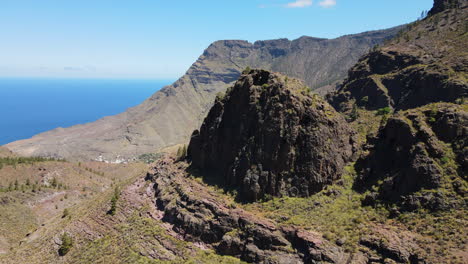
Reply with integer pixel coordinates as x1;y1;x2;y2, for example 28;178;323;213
356;103;467;211
188;69;356;201
5;27;401;161
328;0;468;211
329;0;467;112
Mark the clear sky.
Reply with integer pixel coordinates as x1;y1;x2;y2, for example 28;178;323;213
0;0;433;79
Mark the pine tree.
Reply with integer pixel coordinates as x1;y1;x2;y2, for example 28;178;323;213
58;233;73;256
108;187;120;216
350;103;359;121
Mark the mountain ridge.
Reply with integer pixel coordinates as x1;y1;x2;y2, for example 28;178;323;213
5;26;402;161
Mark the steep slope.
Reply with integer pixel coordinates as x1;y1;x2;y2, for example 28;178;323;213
356;103;467;211
328;0;468;210
5;27;400;161
0;156;245;264
329;0;467;112
0;147;14;158
188;69;356;202
145;66;465;262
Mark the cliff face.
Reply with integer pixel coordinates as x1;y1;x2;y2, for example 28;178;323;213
329;1;467;113
356;103;468;211
147;157;351;264
429;0;465;15
5;27;400;161
327;1;468;211
188;70;356;202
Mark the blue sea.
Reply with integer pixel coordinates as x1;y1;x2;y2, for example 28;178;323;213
0;78;173;145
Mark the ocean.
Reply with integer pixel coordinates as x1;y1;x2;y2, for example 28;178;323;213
0;78;173;145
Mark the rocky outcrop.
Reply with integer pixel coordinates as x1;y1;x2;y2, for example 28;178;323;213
429;0;465;15
5;27;401;161
147;157;431;264
188;70;356;202
356;103;467;211
329;50;467;112
147;157;351;264
329;1;467;113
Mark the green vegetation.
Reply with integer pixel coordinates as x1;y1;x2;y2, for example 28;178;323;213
243;164;388;253
0;156;64;170
360;96;369;105
397;208;467;260
349;103;359;121
242;66;251;74
62;208;70;218
66;211;245;264
108;187;121;216
138;153;163;164
176;145;187;161
376;107;392;116
83;167;105;177
58;233;73;256
0;177;67;193
215;91;226;101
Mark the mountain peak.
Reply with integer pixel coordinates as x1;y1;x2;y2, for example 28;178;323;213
187;69;356;201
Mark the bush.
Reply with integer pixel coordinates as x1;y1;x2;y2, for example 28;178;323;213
62;208;70;218
108;187;120;216
349;103;359;121
376;107;392;116
176;145;187;161
58;233;73;256
360;96;369;105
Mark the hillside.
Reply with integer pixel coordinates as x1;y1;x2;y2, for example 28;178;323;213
5;27;401;162
0;153;247;263
149;68;466;263
1;1;466;263
329;0;467;112
0;147;14;158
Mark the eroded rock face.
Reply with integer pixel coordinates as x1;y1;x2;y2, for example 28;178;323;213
188;70;356;201
429;0;465;15
329;50;467;112
329;2;468;113
147;157;350;264
356;103;467;211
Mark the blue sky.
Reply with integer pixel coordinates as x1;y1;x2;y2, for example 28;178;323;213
0;0;433;79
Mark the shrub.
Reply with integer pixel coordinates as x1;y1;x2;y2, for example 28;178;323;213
58;233;73;256
376;107;392;116
62;208;70;218
108;187;120;216
360;96;369;105
176;145;188;161
350;103;359;121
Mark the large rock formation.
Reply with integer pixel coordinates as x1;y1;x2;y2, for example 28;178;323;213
5;27;401;161
329;1;467;112
147;156;353;264
327;0;468;210
188;70;356;202
356;103;467;211
429;0;465;15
